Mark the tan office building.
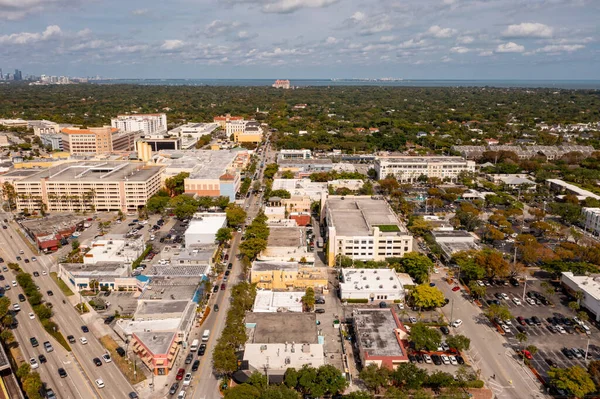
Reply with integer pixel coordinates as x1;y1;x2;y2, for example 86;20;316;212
14;161;163;213
60;126;141;154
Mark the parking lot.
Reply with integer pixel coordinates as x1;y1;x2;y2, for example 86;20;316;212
479;277;600;381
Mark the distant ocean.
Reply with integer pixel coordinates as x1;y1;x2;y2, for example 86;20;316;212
92;79;600;90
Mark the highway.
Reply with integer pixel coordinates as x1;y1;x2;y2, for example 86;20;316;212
0;214;136;399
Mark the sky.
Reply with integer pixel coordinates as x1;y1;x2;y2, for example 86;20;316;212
0;0;599;79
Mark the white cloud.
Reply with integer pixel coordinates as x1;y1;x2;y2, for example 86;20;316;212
457;36;474;44
398;39;427;49
0;25;62;45
441;56;452;62
450;46;470;53
380;35;396;43
325;36;338;44
131;8;149;16
227;0;339;14
496;42;525;53
161;40;185;50
425;25;457;38
479;50;493;57
0;0;81;20
503;22;553;38
532;44;585;54
351;11;366;21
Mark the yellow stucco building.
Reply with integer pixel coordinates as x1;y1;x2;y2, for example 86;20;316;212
251;261;328;291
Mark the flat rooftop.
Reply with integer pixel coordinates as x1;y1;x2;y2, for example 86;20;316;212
376;156;470;164
136;300;189;316
341;268;402;291
139;281;199;301
145;265;210;278
326;196;405;236
562;272;600;301
134;331;175;355
185;215;227;236
245;312;318;344
19;161;162;183
1;169;40;178
432;230;474;239
61;262;127;277
253;290;304;313
21;214;82;236
267;227;305;247
354;309;404;357
252;261;299;272
158;149;239;180
278;159;332;165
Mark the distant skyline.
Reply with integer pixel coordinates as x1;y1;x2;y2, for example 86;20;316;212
0;0;598;80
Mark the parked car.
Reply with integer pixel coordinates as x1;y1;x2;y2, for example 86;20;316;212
440;326;450;335
192;360;200;371
185;353;193;364
198;344;206;356
431;354;442;365
169;383;179;395
176;368;185;381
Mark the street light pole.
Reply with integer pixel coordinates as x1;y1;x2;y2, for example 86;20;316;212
450;298;454;324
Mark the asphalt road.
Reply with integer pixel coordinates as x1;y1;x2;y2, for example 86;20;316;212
432;271;547;399
1;213;136;399
187;140;272;399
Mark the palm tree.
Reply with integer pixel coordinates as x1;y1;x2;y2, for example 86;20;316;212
516;332;528;360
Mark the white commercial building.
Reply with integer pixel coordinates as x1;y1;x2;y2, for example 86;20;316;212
340;268;405;302
374;156;475;182
84;236;144;265
582;208;600;236
184;213;227;248
432;230;479;261
561;272;600;322
169;123;219;138
325;196;414;266
278;149;312;161
111;113;167;135
252;290;304;313
243;313;324;377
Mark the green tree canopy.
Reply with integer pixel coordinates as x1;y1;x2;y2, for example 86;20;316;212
410;284;446;310
548;365;595;398
410;322;442;351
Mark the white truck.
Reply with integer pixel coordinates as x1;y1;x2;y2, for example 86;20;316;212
190;339;199;351
202;330;210;342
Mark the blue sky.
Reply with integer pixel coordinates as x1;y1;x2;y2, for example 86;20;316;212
0;0;598;79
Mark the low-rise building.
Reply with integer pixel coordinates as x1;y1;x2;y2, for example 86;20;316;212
137;135;182;151
432;230;478;261
58;262;140;292
251;261;327;291
40;134;63;151
214;114;244;129
278;159;333;174
272;179;327;202
582;208;600;236
169;123;219;138
353;308;409;368
84;236;144;265
374;156;475;182
278;149;312;161
19;214;83;252
243;313;324;377
155;149;249;201
340;268;405;302
227;120;263;144
260;226;313;263
487;174;536;190
547;179;600;201
184;213;227;248
324;196;414;267
131;331;179;376
252;290;304;313
561;272;600;322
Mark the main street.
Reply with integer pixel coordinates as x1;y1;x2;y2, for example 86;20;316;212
187;139;272;399
432;271;547;399
0;214;136;399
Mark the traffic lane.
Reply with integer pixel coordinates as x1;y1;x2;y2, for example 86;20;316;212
190;231;244;399
2;225;132;399
5;289;85;399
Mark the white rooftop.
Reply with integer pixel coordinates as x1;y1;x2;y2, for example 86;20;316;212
562;272;600;301
252;290;304;313
185;214;227;236
340;268;403;292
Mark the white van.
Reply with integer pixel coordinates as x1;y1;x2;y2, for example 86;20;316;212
202;330;210;342
190;339;199;351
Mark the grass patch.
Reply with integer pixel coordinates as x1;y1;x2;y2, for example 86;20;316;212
99;335;146;384
50;272;74;296
375;224;400;232
344;298;369;303
47;329;71;351
74;303;89;313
